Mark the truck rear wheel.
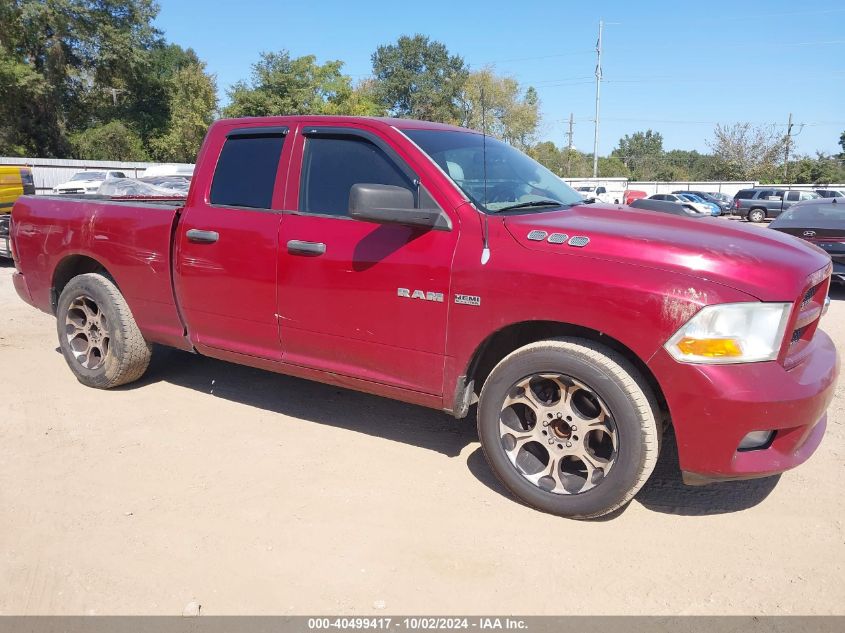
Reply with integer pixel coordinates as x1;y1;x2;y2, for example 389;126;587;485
56;273;152;389
477;338;660;518
748;208;766;223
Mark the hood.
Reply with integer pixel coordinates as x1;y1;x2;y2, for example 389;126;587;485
503;204;831;301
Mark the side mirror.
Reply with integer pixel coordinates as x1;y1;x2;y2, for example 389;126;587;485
349;183;446;229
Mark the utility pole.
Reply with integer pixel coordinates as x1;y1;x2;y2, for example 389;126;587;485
592;19;603;178
566;112;574;177
783;112;793;182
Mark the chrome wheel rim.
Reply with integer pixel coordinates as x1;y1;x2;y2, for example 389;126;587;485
64;295;110;370
499;373;618;495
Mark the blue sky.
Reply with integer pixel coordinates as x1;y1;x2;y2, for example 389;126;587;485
154;0;845;156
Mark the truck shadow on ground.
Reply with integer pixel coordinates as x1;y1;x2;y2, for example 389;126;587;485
133;348;780;519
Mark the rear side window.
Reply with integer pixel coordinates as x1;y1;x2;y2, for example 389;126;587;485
735;190;753;199
210;134;285;209
786;191;800;201
300;136;413;216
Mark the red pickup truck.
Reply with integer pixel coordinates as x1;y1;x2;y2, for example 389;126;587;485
9;116;839;518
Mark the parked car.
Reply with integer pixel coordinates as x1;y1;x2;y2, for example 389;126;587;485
648;193;711;215
677;193;720;216
9;115;839;519
53;170;127;195
629;198;708;218
815;189;845;199
673;190;732;214
574;185;618;204
770;197;845;285
623;189;647;205
0;166;35;258
733;188;820;222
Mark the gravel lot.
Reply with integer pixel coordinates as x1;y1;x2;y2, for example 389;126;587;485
1;247;844;615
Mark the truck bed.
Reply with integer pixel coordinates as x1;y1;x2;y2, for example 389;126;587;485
11;195;189;350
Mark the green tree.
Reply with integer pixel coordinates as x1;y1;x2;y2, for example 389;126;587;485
371;34;468;123
597;155;631;178
459;68;539;150
71;120;147;161
612;130;664;180
529;141;564;175
150;62;218;162
839;130;845;158
789;153;845;184
0;0;160;157
224;51;358;117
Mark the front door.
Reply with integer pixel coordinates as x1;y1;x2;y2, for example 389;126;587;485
175;125;290;360
276;125;457;395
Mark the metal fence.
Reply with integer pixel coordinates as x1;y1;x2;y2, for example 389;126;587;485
0;157;194;194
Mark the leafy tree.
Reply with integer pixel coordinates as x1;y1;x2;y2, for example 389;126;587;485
839;130;845;159
0;0;160;156
529;141;564;175
224;51;357;117
371;34;468;123
612;130;664;180
459;68;539;150
71;120;147;161
150;62;218;162
707;122;787;181
788;153;845;184
320;79;386;117
598;155;630;178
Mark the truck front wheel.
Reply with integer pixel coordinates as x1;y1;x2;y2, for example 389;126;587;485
56;273;152;389
477;338;660;518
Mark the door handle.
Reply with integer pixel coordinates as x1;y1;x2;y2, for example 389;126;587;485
186;229;219;244
287;240;326;256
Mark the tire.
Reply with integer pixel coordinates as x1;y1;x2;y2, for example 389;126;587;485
56;273;152;389
477;337;660;518
748;208;766;223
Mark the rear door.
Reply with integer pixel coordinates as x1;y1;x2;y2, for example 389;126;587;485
175;125;290;360
276;124;457;395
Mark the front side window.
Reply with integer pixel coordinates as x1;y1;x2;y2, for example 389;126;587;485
299;136;413;216
403;129;583;213
786;191;800;201
210;133;285;209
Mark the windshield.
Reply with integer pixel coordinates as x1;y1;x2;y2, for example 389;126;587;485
402;129;583;213
575;186;593;192
70;172;106;181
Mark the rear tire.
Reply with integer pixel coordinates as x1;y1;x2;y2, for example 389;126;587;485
56;273;152;389
748;208;766;223
477;338;660;519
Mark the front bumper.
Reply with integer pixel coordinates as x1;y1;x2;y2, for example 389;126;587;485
648;328;839;482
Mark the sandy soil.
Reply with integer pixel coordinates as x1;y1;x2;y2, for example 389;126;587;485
1;259;843;615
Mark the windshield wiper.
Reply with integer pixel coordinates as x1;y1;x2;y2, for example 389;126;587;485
492;200;568;213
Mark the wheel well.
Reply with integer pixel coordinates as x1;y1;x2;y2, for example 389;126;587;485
51;255;110;313
466;321;669;420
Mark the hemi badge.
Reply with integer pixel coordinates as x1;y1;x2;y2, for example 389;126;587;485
455;294;481;306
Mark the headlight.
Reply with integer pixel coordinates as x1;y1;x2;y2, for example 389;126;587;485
665;302;791;364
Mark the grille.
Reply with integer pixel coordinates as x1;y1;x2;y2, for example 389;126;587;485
527;230;548;241
567;236;590;247
547;232;568;244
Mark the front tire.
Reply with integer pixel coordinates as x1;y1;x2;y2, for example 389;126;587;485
477;338;660;518
56;273;152;389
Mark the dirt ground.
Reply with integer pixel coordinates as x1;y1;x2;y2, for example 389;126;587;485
1;254;843;616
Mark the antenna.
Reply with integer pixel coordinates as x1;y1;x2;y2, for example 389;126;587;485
592;19;603;178
480;85;491;265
